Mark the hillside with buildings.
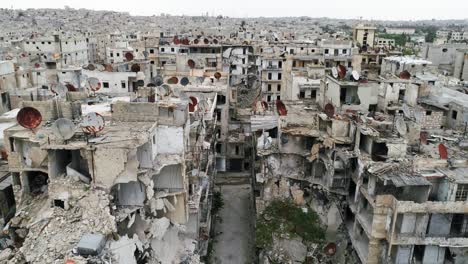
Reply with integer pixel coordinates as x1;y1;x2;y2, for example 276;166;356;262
0;7;467;264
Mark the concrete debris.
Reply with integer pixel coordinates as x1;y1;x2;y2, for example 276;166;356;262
2;9;468;264
290;184;305;206
149;217;170;240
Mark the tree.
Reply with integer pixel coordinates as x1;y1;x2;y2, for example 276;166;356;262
425;29;437;43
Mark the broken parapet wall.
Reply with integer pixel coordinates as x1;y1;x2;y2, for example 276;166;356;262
111;101;188;126
21;100;82;121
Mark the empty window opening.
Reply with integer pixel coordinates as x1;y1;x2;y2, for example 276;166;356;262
54;199;65;209
9;138;15;152
372;142;388;162
26;171;49;195
267;127;278;138
450;214;468;237
340;87;360;105
311;90;317;100
452;110;458;120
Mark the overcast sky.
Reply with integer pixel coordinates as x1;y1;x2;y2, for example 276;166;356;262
2;0;467;21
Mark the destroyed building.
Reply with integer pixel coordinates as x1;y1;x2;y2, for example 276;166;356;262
0;7;468;264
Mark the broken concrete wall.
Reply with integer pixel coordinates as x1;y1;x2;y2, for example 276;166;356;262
156;126;185;154
153;164;184;191
112;102;188;126
92;148;138;189
116;181;146;206
21;100;82;121
263;154;306;181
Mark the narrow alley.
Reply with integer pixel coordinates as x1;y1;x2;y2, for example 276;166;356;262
210;173;255;264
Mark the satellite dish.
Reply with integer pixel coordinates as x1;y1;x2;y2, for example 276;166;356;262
324;243;337;256
187;59;196;69
399;70;411;80
124;52;134;61
103;64;113;72
91;64;101;71
203;38;209;44
337;65;346;79
65;83;76;92
276;100;287;116
189;96;198;112
395;117;407;136
159;84;170;96
167;76;179;84
331;67;339;78
180;77;189;86
136;80;145;88
213;39;219;44
131;64;141;72
438;144;448;159
352;70;360;81
181;38;190;45
193;39;199;44
81;112;105;135
153;75;164;86
261;101;268;111
87;64;96;71
17;107;42;129
280;133;289;144
87;77;101;92
51;83;68;97
214;72;222;80
52;118;76;140
324;103;335;118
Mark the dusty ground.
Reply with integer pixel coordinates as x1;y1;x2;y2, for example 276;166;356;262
210;179;255;264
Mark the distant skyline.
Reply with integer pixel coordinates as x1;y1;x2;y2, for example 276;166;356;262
2;0;468;21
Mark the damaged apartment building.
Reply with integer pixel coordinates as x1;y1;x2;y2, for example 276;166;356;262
2;8;468;264
1;79;220;263
253;50;468;263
